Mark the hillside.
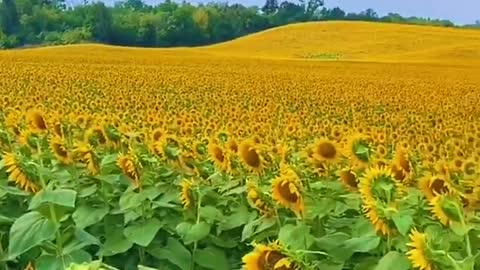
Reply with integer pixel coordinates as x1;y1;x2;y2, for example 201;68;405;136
2;21;480;65
203;21;480;63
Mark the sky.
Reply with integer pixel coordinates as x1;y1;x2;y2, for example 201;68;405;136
91;0;479;25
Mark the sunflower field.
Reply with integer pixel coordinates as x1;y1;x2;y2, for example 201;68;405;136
2;23;480;270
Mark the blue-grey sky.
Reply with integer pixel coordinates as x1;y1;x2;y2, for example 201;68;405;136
88;0;479;25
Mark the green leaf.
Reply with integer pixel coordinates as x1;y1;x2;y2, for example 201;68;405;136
374;251;411;270
241;217;276;242
101;154;118;167
78;185;97;198
451;222;473;236
119;190;144;211
392;213;413;236
176;222;193;238
343;235;380;253
124;218;163;247
218;205;251;231
100;228;134;257
184;222;211;244
36;250;92;270
29;189;77;210
0;214;14;224
8;211;57;259
72;205;109;229
63;229;100;255
138;266;159;270
194;247;229;270
199;206;222;224
95;174;120;184
279;223;313;250
147;237;192;270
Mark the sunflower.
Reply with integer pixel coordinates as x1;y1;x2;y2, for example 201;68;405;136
339;168;358;190
117;151;141;188
418;174;450;200
239;139;264;174
226;138;239;153
2;152;39;193
151;127;166;142
347;134;373;166
359;166;402;206
271;165;304;217
74;142;99;175
246;180;273;217
23;262;35;270
312;138;340;164
363;203;396;236
390;148;412;183
26;109;48;131
208;142;229;172
180;179;194;209
429;192;463;226
407;229;435;270
242;242;297;270
85;126;108;146
49;136;72;164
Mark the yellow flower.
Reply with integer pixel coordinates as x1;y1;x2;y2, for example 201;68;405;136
208;142;229;172
239;139;264;174
246;180;273;217
359;166;402;206
74;142;99;175
26;109;48;131
418;174;450;200
339;168;358;190
429;192;463;226
271;165;304;217
49;136;72;164
180;179;194;209
407;229;434;270
2;152;39;193
363;203;395;236
242;242;296;270
312;138;340;164
117;151;140;188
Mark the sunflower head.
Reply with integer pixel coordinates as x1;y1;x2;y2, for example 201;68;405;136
359;166;402;206
407;229;436;270
312;138;340;163
246;180;274;217
26;109;48;131
2;152;39;193
117;150;141;188
208;142;229;172
49;136;72;164
85;126;108;146
429;192;464;226
363;202;397;236
180;179;194;209
339;168;358;190
419;174;450;200
347;134;373;166
271;165;304;217
74;142;99;175
242;242;297;270
239;139;264;174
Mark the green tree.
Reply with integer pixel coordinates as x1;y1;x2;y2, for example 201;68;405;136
87;2;113;42
0;0;20;35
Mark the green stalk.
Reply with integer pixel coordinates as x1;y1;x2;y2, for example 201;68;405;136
191;188;202;270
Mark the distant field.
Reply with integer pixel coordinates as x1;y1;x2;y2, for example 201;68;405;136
1;21;480;270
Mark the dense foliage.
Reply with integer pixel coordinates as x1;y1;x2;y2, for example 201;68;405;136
1;24;480;269
0;0;461;49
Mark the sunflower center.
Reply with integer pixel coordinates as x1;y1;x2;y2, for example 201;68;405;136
430;178;448;195
213;147;225;162
318;142;336;159
278;181;299;203
54;144;68;158
244;149;261;168
33;114;47;130
341;170;357;188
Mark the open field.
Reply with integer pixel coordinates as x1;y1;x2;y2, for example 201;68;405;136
1;21;480;270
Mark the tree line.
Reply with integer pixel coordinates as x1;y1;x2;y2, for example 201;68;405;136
0;0;468;49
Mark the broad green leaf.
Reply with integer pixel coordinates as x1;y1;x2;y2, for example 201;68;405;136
8;211;57;259
37;250;92;270
343;235;380;253
392;213;413;236
315;232;350;252
119;190;144;211
279;223;314;250
101;154;118;167
218;205;251;231
63;229;100;255
95;174;120;184
199;206;222;224
375;251;410;270
0;214;14;224
124;218;163;247
72;205;109;229
451;222;473;236
29;189;77;210
138;266;159;270
78;185;97;198
147;237;192;270
194;247;229;270
241;217;276;242
176;222;193;238
100;228;134;257
184;222;211;244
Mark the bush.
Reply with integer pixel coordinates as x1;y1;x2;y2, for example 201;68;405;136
61;27;92;44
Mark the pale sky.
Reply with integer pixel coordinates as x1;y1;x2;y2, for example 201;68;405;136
92;0;479;25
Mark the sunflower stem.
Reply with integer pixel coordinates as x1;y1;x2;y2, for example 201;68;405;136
36;141;65;266
191;187;202;270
